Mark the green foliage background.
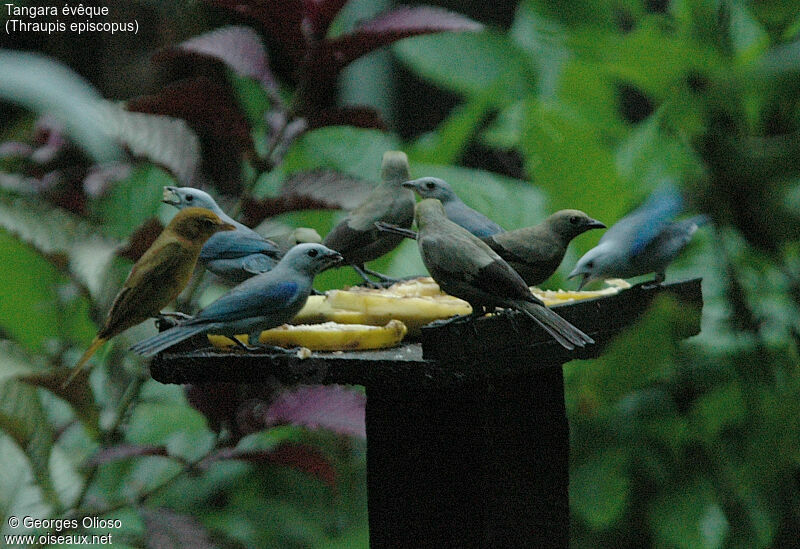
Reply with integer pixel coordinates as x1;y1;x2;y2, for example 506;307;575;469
2;0;800;547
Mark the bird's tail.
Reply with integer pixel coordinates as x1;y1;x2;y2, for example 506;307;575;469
63;336;106;388
129;323;209;357
512;300;594;350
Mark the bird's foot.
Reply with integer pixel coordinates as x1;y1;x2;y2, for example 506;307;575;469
228;337;294;354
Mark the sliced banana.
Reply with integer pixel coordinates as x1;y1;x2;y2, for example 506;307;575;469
207;320;408;351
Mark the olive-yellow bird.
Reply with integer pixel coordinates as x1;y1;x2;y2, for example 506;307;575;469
64;207;235;386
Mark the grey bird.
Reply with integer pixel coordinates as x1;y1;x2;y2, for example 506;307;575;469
569;186;707;289
322;151;415;286
163;186;282;283
482;210;606;286
388;199;593;350
402;177;504;238
130;243;342;357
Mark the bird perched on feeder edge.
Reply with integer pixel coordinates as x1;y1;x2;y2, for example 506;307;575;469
130;243;343;357
569;185;708;289
322;151;415;287
64;207;235;387
379;199;593;350
402;176;504;238
163;186;285;284
483;210;606;286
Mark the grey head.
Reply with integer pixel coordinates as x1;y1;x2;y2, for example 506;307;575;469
279;243;343;275
163;186;224;216
402;177;458;203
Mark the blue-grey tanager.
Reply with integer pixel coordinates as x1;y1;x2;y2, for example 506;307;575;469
162;186;282;283
569;186;707;289
402;177;504;238
130;243;342;356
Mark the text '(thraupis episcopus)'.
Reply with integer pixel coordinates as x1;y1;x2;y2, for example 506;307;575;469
4;3;138;35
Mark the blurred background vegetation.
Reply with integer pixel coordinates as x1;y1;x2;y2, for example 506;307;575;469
1;0;800;547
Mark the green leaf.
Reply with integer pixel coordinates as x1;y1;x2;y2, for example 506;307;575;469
409;94;495;165
0;434;51;536
649;480;729;549
94;164;175;239
0;371;57;507
570;449;630;530
520;98;629;243
571;20;722;98
278;127;400;182
394;30;536;105
728;2;770;65
0;229;94;352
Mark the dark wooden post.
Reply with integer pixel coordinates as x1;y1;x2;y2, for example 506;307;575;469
150;279;703;549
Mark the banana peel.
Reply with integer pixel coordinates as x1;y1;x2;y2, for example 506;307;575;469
532;278;629;306
208;277;627;351
207;320;407;352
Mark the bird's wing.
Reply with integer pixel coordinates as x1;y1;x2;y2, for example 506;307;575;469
100;242;195;337
602;186;683;256
323;218;378;257
193;279;302;324
420;231;535;303
642;216;705;267
447;202;504;238
241;254;279;274
200;232;280;261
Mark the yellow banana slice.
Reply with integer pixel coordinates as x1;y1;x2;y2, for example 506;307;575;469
207;320;407;351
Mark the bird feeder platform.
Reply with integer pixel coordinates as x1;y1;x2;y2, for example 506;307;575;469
150;278;703;548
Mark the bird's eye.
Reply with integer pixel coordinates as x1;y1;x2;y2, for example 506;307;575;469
425;182;435;190
586;261;594;268
570;216;581;225
307;249;318;258
186;195;194;202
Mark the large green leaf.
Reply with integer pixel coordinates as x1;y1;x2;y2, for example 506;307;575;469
649;480;730;549
570;449;630;530
0;229;95;352
520;98;629;247
394;30;536;105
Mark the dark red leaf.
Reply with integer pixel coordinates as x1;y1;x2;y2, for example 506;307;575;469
307;106;387;130
126;77;253;193
307;6;483;75
264;385;366;438
157;26;277;91
240;169;372;226
202;0;307;62
88;444;169;466
203;442;336;486
265;442;336;486
117;217;164;262
141;507;219;549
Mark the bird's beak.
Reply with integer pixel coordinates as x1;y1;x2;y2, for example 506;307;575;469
162;186;180;206
567;268;591;290
586;218;606;230
220;222;237;232
401;180;418;190
322;251;344;270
